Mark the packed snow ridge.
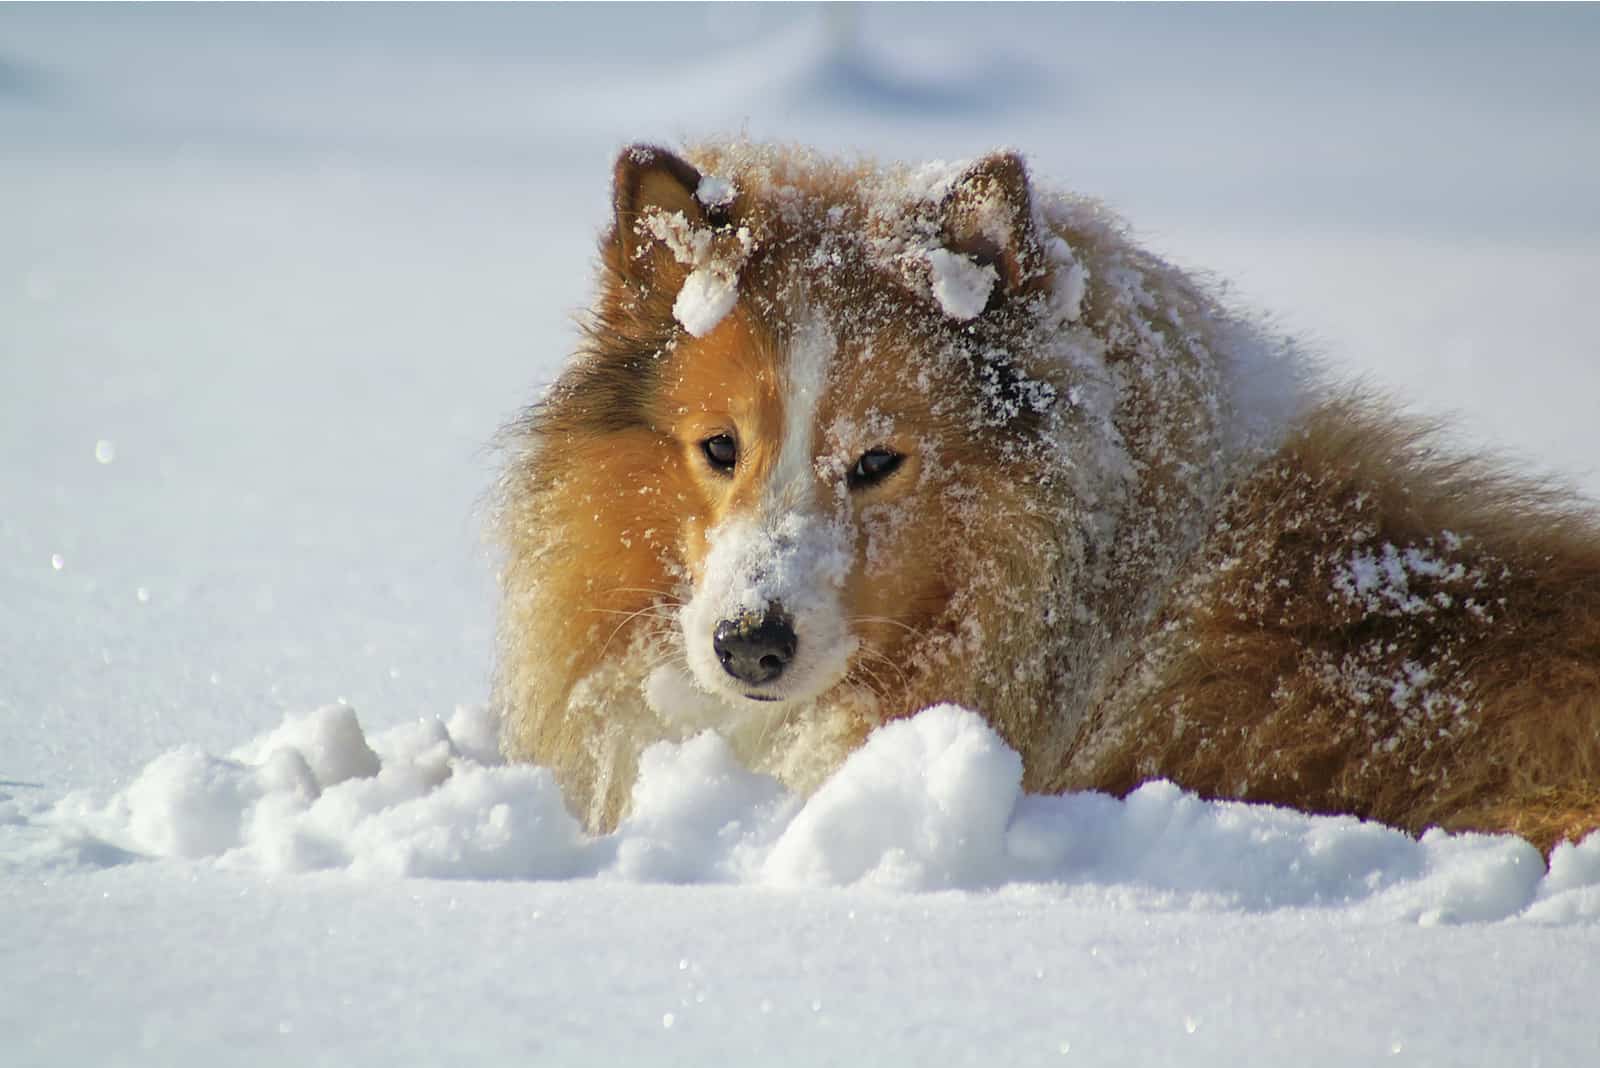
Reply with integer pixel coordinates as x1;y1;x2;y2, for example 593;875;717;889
16;704;1600;924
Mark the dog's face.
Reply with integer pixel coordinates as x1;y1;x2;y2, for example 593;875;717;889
657;301;956;712
577;145;1061;723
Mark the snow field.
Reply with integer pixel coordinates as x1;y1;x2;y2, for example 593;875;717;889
10;862;1598;1068
6;5;1600;1064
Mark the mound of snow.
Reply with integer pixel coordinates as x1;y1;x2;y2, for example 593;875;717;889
763;706;1021;889
24;704;1600;923
44;706;591;880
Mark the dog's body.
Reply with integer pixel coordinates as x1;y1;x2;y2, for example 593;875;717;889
497;142;1600;850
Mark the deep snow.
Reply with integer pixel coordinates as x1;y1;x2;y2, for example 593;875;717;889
17;701;1599;926
5;4;1600;1065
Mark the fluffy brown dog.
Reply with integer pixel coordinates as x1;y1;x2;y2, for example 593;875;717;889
495;141;1600;851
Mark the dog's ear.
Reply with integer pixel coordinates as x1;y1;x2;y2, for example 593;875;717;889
611;144;707;285
939;152;1048;303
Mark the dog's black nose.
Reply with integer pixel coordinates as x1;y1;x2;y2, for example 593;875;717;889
713;606;797;687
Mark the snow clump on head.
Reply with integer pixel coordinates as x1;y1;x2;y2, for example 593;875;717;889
925;247;997;321
635;184;754;338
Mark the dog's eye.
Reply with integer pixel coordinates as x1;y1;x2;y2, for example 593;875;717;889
702;434;738;473
848;447;903;490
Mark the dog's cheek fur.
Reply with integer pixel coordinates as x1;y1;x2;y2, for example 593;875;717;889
843;498;956;702
496;424;694;816
818;322;1063;726
842;449;1064;738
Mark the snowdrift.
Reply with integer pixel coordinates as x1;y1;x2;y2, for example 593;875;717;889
18;704;1600;925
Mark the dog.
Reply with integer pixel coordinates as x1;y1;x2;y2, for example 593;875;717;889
495;141;1600;851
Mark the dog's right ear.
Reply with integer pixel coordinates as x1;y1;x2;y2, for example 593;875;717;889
611;144;706;285
939;152;1048;303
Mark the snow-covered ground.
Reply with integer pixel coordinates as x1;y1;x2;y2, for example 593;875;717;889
4;5;1600;1064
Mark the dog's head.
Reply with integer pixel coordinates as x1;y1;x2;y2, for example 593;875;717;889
545;143;1073;723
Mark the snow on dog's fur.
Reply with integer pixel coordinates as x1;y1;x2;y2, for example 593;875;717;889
496;141;1600;851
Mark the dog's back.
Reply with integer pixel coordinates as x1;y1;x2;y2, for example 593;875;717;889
1068;397;1600;850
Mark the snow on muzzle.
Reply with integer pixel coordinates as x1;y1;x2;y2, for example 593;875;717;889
680;511;858;706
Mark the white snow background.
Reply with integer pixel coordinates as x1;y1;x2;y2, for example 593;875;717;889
5;5;1600;1065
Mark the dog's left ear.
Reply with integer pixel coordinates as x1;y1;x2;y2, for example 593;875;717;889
939;152;1048;302
613;145;704;269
